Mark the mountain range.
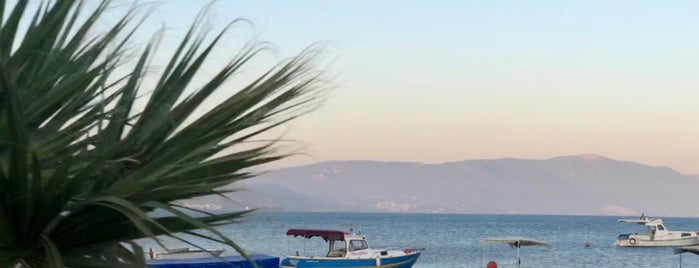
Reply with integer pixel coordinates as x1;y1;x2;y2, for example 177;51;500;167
190;154;699;217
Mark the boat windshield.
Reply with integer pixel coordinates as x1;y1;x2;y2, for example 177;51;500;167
349;240;368;251
327;240;346;257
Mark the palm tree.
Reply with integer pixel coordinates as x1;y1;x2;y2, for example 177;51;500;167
0;0;324;267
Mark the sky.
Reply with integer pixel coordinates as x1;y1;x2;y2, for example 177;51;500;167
111;0;699;174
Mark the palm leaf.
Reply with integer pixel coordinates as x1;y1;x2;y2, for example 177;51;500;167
0;0;325;267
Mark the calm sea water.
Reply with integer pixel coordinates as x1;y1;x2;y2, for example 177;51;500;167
144;212;699;267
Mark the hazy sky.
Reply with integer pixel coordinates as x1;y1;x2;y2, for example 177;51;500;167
125;1;699;174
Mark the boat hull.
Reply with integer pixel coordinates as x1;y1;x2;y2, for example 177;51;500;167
147;254;279;268
154;249;224;260
280;251;421;268
616;235;699;247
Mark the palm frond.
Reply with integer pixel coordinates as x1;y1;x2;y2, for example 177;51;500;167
0;0;326;267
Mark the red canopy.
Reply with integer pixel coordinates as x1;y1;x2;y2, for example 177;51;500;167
286;229;346;241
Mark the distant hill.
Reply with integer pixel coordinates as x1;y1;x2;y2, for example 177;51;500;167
193;154;699;217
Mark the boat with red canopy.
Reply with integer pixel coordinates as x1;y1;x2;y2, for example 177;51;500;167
280;228;421;268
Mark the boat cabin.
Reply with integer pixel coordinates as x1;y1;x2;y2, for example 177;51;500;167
286;229;371;258
618;218;672;238
644;219;666;238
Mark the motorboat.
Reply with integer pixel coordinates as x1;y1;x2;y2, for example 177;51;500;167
146;253;279;268
145;248;278;268
480;237;551;268
148;247;225;260
280;228;421;268
615;217;699;247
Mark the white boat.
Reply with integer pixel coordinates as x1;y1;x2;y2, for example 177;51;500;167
615;217;699;247
147;247;225;260
146;252;279;268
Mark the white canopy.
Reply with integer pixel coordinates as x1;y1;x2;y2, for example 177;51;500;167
618;218;661;223
481;237;550;268
674;245;699;268
675;245;699;255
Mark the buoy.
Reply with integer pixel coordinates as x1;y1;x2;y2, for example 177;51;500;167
487;260;497;268
584;242;590;248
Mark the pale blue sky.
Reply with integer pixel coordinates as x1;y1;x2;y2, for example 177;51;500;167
121;1;699;173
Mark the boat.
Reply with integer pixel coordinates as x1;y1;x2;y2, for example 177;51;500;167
147;253;279;268
480;237;551;268
615;216;699;247
280;228;421;268
148;247;225;260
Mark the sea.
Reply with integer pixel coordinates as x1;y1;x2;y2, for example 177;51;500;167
142;211;699;268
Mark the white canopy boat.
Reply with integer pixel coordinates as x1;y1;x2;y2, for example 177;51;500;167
673;245;699;268
615;217;699;247
480;237;551;268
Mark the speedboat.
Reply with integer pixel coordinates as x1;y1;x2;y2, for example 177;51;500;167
145;248;279;268
615;217;699;247
280;228;421;268
148;247;225;260
147;253;279;268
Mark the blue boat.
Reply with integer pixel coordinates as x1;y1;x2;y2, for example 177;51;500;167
280;229;421;268
147;253;279;268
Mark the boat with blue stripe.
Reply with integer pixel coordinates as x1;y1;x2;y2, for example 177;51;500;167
280;228;421;268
